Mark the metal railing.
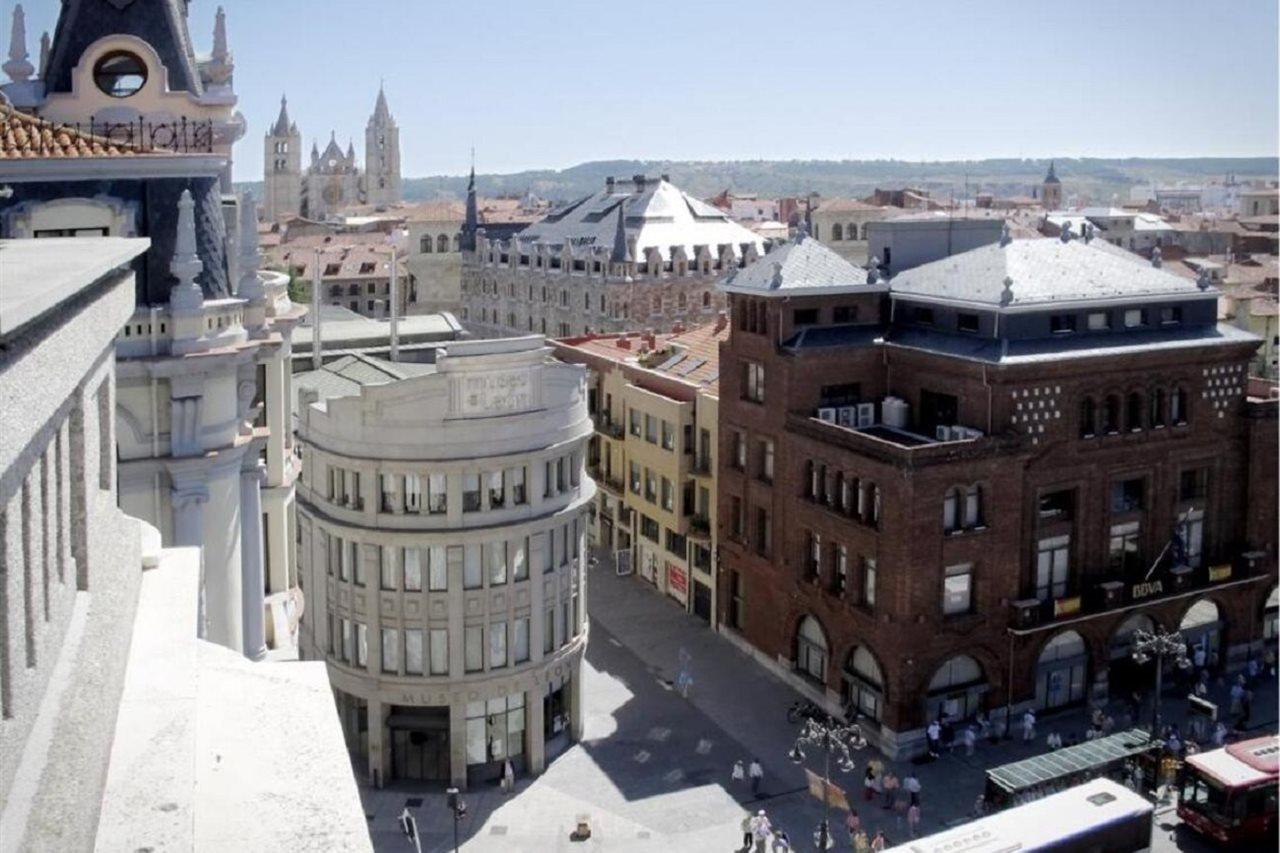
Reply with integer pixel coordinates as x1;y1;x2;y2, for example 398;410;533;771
74;116;216;153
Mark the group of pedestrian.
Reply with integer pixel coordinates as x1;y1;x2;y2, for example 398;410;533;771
740;809;789;852
732;758;766;797
841;811;888;852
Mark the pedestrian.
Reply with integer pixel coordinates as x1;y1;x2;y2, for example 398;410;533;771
732;759;746;786
845;809;861;842
1193;644;1206;672
1046;731;1061;751
853;828;870;852
972;793;986;818
881;769;899;809
749;758;764;797
1022;709;1037;742
863;765;878;801
941;717;956;753
1241;688;1254;725
1102;714;1115;735
964;724;976;757
741;812;753;851
773;829;792;853
904;772;921;807
502;758;515;794
1264;646;1276;679
907;802;922;837
1212;722;1227;746
976;710;991;741
870;829;887;852
926;718;942;757
751;810;771;850
1247;657;1260;684
1166;731;1182;757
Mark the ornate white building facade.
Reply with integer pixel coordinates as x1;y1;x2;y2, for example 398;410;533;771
262;87;401;222
0;0;305;657
296;336;592;788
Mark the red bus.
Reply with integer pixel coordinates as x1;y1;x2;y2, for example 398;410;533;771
1177;734;1278;844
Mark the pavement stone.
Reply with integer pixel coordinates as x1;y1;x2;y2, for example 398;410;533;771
359;549;1278;851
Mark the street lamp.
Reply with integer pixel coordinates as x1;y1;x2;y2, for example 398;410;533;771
445;787;467;853
1130;627;1191;734
789;712;867;850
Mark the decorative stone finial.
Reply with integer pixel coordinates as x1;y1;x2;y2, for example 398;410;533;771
1196;267;1211;290
999;222;1012;247
170;190;205;312
769;261;784;290
206;6;232;85
1083;222;1095;244
1059;220;1072;243
1000;276;1014;306
238;193;265;298
1151;246;1162;268
38;30;48;77
4;4;34;83
867;257;881;285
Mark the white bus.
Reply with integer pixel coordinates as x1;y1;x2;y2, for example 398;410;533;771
887;778;1152;853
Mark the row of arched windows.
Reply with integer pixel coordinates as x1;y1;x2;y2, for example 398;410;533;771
1079;387;1188;438
419;233;461;254
943;484;985;532
827;222;866;242
803;460;881;527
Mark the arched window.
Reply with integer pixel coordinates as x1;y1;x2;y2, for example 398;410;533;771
420;235;433;254
1180;599;1220;630
929;655;982;691
832;223;844;241
1126;392;1144;431
1150;389;1167;428
437;234;449;253
848;223;858;240
1180;598;1222;665
678;291;687;310
964;484;983;528
1102;395;1121;433
926;654;985;720
842;647;885;721
943;487;961;532
453;233;462;251
796;616;829;682
1110;613;1155;659
1079;397;1096;438
702;290;711;308
1036;630;1088;709
812;224;820;240
1171;387;1189;425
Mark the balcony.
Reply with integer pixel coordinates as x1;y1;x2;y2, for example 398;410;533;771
593;414;625;440
692;456;713;477
688;514;711;539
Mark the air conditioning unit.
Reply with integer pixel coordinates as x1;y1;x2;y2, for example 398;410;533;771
818;407;837;424
837;406;856;427
1011;598;1041;629
856;403;876;428
881;396;909;428
936;425;954;441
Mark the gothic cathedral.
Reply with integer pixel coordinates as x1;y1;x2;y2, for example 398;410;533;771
262;87;401;222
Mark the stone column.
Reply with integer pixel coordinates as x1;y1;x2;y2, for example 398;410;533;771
240;459;267;660
265;353;286;487
170;484;209;548
530;532;547;660
367;697;387;788
449;699;468;789
527;688;546;774
569;656;584;741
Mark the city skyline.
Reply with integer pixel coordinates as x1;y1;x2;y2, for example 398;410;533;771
14;0;1279;181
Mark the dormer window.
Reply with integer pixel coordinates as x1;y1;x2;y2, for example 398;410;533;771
957;313;979;333
1160;306;1183;325
1086;312;1111;331
1050;314;1077;334
912;307;935;325
1124;308;1147;328
93;51;147;98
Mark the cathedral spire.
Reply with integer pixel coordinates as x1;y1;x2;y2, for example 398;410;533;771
371;82;393;126
38;30;48;78
270;94;291;136
4;4;34;83
610;200;631;264
462;153;478;252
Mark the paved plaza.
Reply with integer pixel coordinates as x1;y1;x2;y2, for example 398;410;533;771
360;553;1278;852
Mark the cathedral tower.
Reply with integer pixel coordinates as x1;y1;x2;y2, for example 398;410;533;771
1042;160;1063;210
365;84;401;208
262;95;301;221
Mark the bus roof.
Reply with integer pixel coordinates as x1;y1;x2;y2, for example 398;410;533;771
887;778;1151;852
1187;735;1280;788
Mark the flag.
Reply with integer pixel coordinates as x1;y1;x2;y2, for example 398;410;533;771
803;769;851;811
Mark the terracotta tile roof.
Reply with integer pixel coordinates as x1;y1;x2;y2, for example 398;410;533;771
556;318;728;395
267;239;401;280
815;198;883;214
0;102;151;159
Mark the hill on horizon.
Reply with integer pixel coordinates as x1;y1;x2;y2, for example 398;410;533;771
236;156;1278;209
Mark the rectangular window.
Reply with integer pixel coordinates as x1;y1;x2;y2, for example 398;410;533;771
1038;489;1073;520
381;628;398;673
943;564;972;615
1160;305;1183;325
1086;311;1111;331
514;617;530;663
1179;468;1208;501
661;477;674;512
805;530;821;579
489;470;506;509
490;620;508;669
338;538;351;581
402;546;423;591
1124;308;1146;328
743;361;765;403
572;592;581;637
380;473;396;512
429;629;449;675
793;308;819;326
340;617;351;662
833;305;858;324
862;557;877;608
1037;535;1071;600
510;466;527;504
733;431;747;470
544;606;555;653
760;439;775;482
380;546;396;590
1182;509;1204;568
465;625;484;672
957;312;980;333
352;543;366;587
355;622;368;667
1110;478;1145;513
1050;314;1077;334
427;473;447;514
943;490;958;532
463;473;482;512
629;461;641;494
730;496;744;539
912;306;935;325
644;414;657;443
513;537;528;581
463;544;482;589
644;470;657;503
488;540;508;585
640;515;660;542
661;420;675;451
405;629;424;675
427;545;446;591
833;544;848;595
556;456;567;492
561;601;570;647
754;506;771;555
1108;522;1142;575
629;409;641;437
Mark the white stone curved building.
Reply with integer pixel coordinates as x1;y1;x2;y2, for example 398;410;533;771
296;336;593;788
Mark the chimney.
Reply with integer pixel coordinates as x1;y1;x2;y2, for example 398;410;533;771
633;174;646;190
606;176;615;193
616;334;631;350
660;173;670;183
714;311;728;332
672;321;684;334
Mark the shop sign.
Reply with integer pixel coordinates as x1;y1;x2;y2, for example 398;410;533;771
456;369;533;416
1131;579;1165;600
1053;596;1081;617
666;561;688;601
1208;564;1232;582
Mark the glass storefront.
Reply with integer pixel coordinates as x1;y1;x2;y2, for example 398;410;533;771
388;705;450;782
466;693;526;782
1035;631;1088;711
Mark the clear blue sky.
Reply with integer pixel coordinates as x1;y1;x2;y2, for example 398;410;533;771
17;0;1279;181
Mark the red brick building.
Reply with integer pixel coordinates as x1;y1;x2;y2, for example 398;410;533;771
716;230;1278;756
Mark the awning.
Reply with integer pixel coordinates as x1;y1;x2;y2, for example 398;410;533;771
986;728;1154;794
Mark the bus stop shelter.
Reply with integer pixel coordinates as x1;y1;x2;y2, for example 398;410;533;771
985;728;1159;807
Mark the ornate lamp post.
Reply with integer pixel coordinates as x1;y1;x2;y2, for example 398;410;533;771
1130;627;1191;734
788;712;867;850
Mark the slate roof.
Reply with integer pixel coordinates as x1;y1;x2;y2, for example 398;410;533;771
515;176;764;262
0;103;152;159
720;233;880;297
887;237;1217;310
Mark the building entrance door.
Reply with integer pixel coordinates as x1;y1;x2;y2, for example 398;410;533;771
693;580;712;623
388;706;450;782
